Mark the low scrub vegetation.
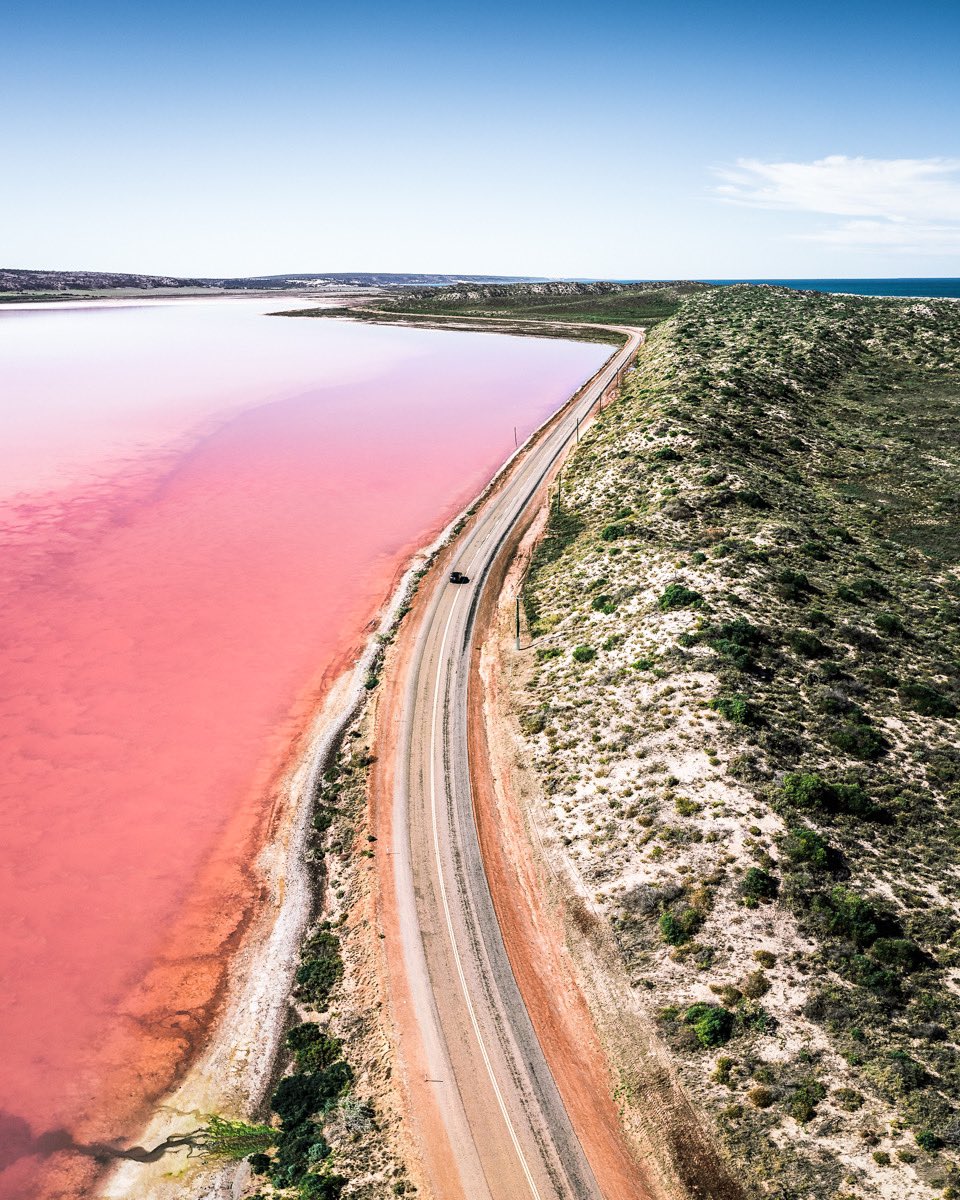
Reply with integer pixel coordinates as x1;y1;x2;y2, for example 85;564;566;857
241;746;413;1199
516;285;960;1199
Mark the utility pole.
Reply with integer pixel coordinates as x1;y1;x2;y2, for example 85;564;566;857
576;415;580;443
514;425;518;448
515;595;521;650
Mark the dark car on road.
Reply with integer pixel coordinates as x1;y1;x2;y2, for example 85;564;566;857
449;570;470;584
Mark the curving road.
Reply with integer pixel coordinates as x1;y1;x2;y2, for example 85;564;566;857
389;322;644;1199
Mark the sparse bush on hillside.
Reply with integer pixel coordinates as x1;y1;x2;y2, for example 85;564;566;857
591;594;618;614
710;693;757;724
658;582;703;611
702;617;764;671
828;717;888;761
740;867;779;906
660;906;704;945
781;826;833;870
900;682;957;718
776;569;812;601
685;1002;734;1047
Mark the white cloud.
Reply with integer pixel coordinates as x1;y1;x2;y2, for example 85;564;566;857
715;155;960;252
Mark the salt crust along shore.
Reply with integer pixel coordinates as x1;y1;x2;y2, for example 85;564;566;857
101;336;618;1200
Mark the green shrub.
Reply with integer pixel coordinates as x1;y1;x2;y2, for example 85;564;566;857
777;568;812;601
864;665;898;688
850;953;899;994
814;886;884;948
286;1024;344;1074
779;773;877;818
833;1087;864;1111
916;1129;941;1152
684;1002;734;1047
299;1174;349;1200
272;1064;351;1129
294;926;343;1009
828;719;888;761
871;937;928;973
788;629;830;658
710;693;756;724
659;907;703;945
740;867;779;906
572;644;596;663
652;446;682;461
591;594;617;614
850;576;889;600
782;826;833;870
658;583;703;611
703;617;764;670
900;682;957;718
600;521;634;541
787;1079;826;1123
875;611;904;635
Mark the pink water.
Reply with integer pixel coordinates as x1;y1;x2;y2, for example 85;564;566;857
0;299;608;1198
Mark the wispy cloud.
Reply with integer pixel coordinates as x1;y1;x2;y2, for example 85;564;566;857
715;155;960;252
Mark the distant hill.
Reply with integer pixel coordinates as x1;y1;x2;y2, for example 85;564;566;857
0;268;548;294
366;278;714;326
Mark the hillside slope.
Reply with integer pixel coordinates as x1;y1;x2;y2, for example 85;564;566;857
372;279;712;326
0;268;542;294
515;286;960;1199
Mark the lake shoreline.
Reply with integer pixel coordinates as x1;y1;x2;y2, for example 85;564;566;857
99;329;620;1199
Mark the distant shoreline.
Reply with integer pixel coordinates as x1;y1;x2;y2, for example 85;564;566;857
5;274;960;307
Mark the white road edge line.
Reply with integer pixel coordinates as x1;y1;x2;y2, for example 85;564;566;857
429;592;545;1200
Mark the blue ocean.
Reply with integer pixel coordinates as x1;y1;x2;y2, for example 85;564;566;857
709;278;960;299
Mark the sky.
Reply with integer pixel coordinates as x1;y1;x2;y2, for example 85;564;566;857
3;0;960;279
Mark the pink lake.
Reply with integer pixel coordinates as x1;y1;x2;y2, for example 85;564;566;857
0;298;609;1199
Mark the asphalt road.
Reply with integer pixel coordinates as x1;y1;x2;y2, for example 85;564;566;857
390;324;645;1200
